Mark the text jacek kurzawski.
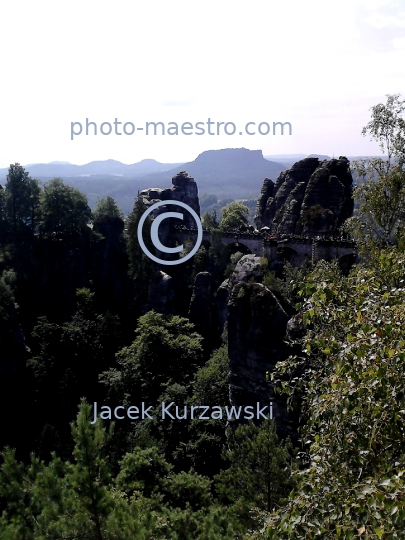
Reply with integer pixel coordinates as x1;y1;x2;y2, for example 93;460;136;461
91;402;273;424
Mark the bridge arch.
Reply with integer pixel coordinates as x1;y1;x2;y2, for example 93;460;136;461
277;245;299;265
226;241;252;257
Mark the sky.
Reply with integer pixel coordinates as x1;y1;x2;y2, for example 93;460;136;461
0;0;404;167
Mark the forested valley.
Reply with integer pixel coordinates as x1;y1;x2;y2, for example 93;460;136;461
1;94;405;539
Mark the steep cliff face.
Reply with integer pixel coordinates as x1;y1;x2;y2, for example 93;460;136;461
144;271;175;314
214;255;296;436
171;171;200;225
227;277;294;436
254;178;275;230
139;171;200;228
254;157;353;236
138;171;201;263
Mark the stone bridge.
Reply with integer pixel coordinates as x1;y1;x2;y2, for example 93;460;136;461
173;227;356;269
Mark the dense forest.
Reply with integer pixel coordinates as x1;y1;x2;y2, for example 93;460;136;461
1;94;405;539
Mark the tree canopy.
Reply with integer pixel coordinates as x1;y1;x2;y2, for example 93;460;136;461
346;94;405;249
220;201;249;231
39;178;91;240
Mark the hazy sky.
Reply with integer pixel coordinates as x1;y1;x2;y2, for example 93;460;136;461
0;0;404;167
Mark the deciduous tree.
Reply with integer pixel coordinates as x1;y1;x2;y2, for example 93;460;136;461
220;202;249;231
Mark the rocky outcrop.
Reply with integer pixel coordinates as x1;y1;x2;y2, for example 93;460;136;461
254;157;353;236
139;171;200;228
215;255;263;339
254;178;275;230
144;271;175;314
215;278;231;338
229;254;263;285
171;171;200;225
227;280;294;436
212;254;295;436
286;313;306;342
138;171;201;262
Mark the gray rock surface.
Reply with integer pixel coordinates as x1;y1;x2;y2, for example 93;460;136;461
139;171;200;228
227;281;294;436
254;157;353;236
139;171;201;260
215;278;231;338
254;178;275;230
286;313;306;342
230;254;263;285
144;271;175;314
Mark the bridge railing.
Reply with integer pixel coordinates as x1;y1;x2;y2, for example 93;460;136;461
173;226;356;248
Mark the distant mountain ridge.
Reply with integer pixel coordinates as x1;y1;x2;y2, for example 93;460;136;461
0;149;287;214
140;148;286;197
0;158;183;179
1;150;383;215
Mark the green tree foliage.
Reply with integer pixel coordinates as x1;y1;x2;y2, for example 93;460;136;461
220;202;249;231
201;209;219;230
0;402;236;540
94;196;124;221
258;251;405;538
163;471;213;511
347;161;405;249
0;401;148;539
4;163;40;240
101;311;204;405
116;446;172;499
0;447;36;539
28;289;122;456
191;345;229;407
119;447;233;540
187;346;230;477
39;178;91;240
91;196;128;310
345;94;405;249
216;419;295;530
361;93;405;165
59;400;115;538
93;196;124;238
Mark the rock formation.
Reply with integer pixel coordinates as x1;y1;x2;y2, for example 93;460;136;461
138;171;201;263
138;158;354;440
139;170;200;228
214;254;296;436
227;276;294;437
216;278;231;338
254;178;275;230
144;271;175;314
254;157;353;236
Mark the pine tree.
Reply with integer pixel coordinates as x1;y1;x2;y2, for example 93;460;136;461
216;419;295;529
4;163;40;241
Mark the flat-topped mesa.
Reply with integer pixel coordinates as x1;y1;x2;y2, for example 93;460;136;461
254;157;353;236
138;170;200;228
